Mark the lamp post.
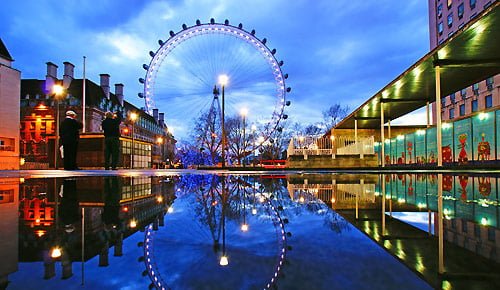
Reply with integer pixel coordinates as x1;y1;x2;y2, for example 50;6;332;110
52;84;64;169
157;137;164;169
240;108;248;167
129;112;138;169
218;74;228;168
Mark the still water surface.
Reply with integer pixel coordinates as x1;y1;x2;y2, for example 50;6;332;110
1;172;499;289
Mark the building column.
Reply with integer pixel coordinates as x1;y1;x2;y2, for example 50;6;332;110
380;102;385;167
426;101;430;128
435;65;443;167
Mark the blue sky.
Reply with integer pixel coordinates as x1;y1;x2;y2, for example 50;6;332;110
0;0;430;139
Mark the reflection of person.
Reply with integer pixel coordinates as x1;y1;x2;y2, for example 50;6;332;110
101;111;122;170
102;176;122;228
59;110;83;170
59;179;80;232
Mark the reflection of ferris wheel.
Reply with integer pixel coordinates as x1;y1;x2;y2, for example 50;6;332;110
139;18;291;144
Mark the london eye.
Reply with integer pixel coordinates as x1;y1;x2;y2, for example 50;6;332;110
139;19;291;152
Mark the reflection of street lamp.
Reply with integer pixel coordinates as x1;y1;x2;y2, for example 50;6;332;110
52;84;64;169
240;108;248;167
219;74;228;168
219;177;229;266
241;189;248;232
129;112;138;169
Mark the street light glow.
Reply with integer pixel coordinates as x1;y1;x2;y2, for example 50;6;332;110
50;247;62;258
240;107;248;116
52;84;64;96
219;255;229;266
130;112;138;122
218;74;229;86
157;137;164;144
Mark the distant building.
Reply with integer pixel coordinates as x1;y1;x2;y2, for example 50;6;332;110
0;38;21;170
428;0;499;122
20;61;175;169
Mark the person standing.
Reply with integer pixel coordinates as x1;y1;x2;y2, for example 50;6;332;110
101;111;122;170
59;110;83;170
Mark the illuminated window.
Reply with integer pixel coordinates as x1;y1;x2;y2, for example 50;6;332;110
437;3;443;17
470;0;476;9
449;108;455;119
485;95;492;108
458;3;464;18
472;100;478;112
438;22;444;35
447;0;452;8
459;104;465;116
447;13;453;27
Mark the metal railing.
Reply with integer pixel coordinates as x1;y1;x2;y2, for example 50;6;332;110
287;135;374;159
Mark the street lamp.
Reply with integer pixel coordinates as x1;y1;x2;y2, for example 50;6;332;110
52;84;64;169
218;74;229;168
156;136;164;169
240;108;248;167
129;112;138;169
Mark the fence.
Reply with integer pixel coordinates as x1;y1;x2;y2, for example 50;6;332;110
287;135;374;159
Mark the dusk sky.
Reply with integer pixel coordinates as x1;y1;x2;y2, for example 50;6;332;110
0;0;430;139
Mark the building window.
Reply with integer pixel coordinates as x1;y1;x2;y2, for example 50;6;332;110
448;0;453;8
459;104;465;116
449;108;455;119
448;13;453;27
486;77;494;90
461;88;467;99
438;22;444;35
458;3;464;18
450;93;456;103
438;3;443;17
472;83;479;95
470;0;476;9
472;99;478;112
484;1;492;9
485;95;492;108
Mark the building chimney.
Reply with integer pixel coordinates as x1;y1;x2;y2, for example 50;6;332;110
159;113;165;125
100;74;110;99
62;61;74;89
153;109;159;122
114;83;124;106
45;62;58;93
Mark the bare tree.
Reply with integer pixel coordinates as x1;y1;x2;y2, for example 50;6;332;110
192;111;221;165
322;104;350;132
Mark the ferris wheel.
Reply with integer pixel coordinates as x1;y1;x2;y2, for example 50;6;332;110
139;18;291;148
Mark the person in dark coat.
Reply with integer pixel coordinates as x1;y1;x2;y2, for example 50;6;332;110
59;110;83;170
101;111;122;170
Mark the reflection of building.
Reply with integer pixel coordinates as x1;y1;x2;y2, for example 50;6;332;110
428;0;499;122
20;61;176;168
286;174;377;209
15;176;175;280
0;178;19;288
0;38;21;169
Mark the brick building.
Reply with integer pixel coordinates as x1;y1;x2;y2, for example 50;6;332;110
20;61;175;169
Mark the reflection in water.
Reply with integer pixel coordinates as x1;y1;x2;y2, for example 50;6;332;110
286;173;500;289
4;172;498;289
12;175;174;287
